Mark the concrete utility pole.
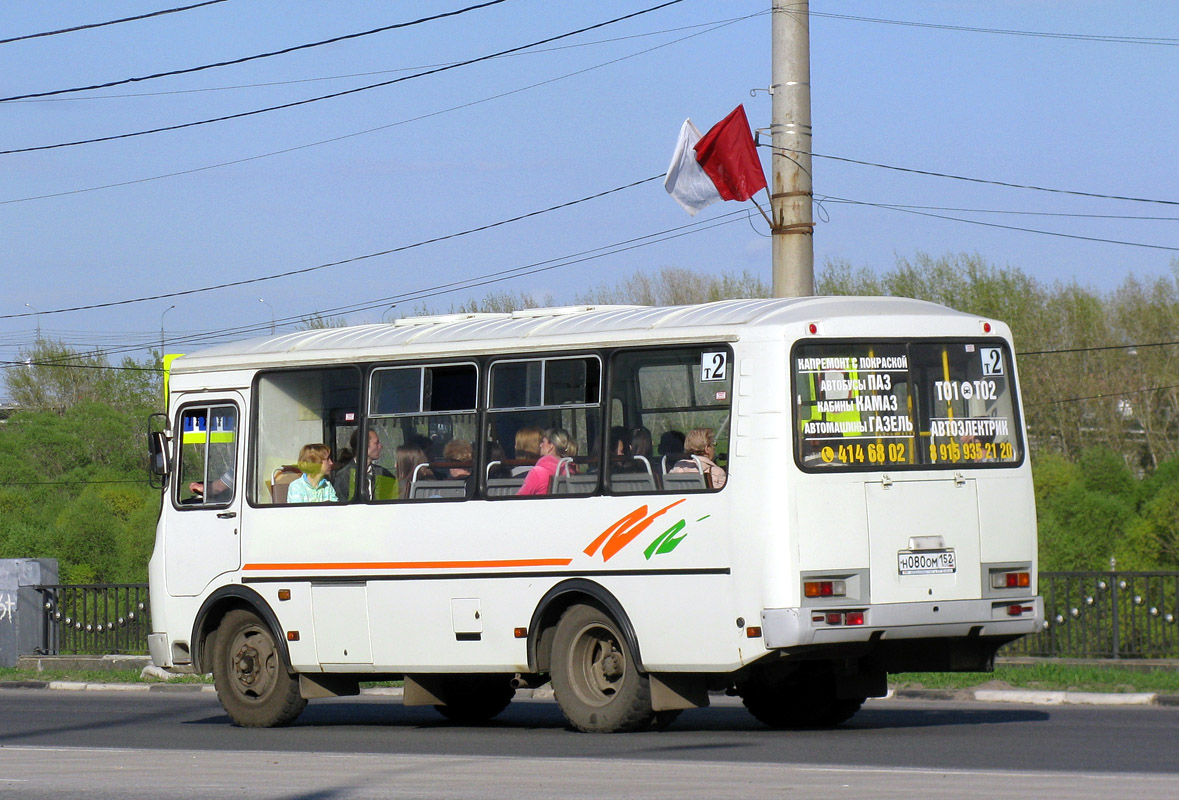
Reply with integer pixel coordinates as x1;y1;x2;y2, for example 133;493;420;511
770;0;814;297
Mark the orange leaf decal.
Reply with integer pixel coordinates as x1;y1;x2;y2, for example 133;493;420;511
584;499;686;562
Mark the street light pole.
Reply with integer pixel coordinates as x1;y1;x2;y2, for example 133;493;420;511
160;304;176;356
259;298;275;334
24;303;41;339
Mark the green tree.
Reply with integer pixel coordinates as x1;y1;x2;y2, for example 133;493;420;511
576;266;768;306
1;341;162;582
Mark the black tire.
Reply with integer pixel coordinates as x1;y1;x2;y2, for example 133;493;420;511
549;604;655;733
738;666;863;729
433;675;516;724
212;609;307;727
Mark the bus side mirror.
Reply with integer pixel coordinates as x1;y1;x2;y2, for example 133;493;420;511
148;411;171;489
148;430;170;477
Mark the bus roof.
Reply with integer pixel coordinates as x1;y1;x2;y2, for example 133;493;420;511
170;296;992;374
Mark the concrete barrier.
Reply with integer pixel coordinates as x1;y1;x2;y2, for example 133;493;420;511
0;559;58;668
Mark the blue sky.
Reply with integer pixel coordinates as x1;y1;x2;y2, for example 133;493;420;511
1;0;1177;379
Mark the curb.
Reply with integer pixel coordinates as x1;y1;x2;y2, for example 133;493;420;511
2;680;1176;707
890;687;1179;707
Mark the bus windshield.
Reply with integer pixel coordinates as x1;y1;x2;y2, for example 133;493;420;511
793;339;1023;470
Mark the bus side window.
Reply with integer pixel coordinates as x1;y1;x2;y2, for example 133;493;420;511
176;405;238;507
485;356;601;498
607;347;732;494
254;367;361;505
368;362;479;502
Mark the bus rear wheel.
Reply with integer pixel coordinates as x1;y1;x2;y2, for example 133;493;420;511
212;609;307;728
433;675;516;724
738;665;863;729
550;604;654;733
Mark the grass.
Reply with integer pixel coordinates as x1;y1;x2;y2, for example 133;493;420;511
891;663;1179;694
0;668;211;685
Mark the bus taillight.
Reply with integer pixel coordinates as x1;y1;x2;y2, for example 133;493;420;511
991;571;1031;589
804;580;847;598
813;610;865;626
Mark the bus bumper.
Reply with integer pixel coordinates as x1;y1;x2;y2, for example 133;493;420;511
762;597;1043;649
148;633;171;668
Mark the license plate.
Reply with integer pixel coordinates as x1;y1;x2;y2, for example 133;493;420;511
898;549;956;575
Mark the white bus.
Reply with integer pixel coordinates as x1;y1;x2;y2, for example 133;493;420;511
147;297;1042;732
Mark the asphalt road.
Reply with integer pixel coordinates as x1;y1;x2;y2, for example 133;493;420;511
0;690;1176;799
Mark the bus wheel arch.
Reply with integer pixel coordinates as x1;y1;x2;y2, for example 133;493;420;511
527;579;643;675
191;585;287;675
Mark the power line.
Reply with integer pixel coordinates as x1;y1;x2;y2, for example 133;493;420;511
0;175;664;322
0;0;510;102
777;147;1179;207
1019;340;1179;357
823;195;1179;253
2;10;753;206
806;10;1179;46
155;211;758;352
0;359;162;373
3;209;752;368
10;13;767;103
9;256;1179;376
818;198;1179;222
0;1;227;46
1027;384;1179;408
0;0;686;155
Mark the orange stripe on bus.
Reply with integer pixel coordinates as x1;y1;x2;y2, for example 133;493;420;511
242;558;573;571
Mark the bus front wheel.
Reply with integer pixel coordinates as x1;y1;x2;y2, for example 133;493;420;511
212;609;307;727
550;604;654;733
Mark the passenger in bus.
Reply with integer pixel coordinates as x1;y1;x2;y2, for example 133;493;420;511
511;425;544;476
333;429;397;501
485;441;511;479
286;444;339;503
405;433;434;459
442;439;475;491
657;430;686;472
517;428;575;496
669;428;727;489
605;426;635;473
631;426;653;460
658;430;685;458
395;444;431;500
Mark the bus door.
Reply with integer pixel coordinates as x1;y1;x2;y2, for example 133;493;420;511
166;396;245;597
865;475;982;604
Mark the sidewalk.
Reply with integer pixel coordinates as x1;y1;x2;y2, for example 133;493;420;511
7;654;1179;708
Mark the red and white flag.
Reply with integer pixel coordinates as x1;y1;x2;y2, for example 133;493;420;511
664;105;767;215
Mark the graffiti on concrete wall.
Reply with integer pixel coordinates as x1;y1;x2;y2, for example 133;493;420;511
0;591;15;623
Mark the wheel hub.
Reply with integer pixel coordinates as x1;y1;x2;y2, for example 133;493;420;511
229;629;277;697
234;645;260;685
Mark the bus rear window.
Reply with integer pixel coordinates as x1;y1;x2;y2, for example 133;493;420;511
793;340;1022;470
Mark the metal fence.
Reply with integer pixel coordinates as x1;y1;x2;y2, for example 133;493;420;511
35;584;150;656
1001;571;1179;659
22;573;1179;660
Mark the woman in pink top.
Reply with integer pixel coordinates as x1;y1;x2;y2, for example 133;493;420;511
517;428;575;496
669;427;727;489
